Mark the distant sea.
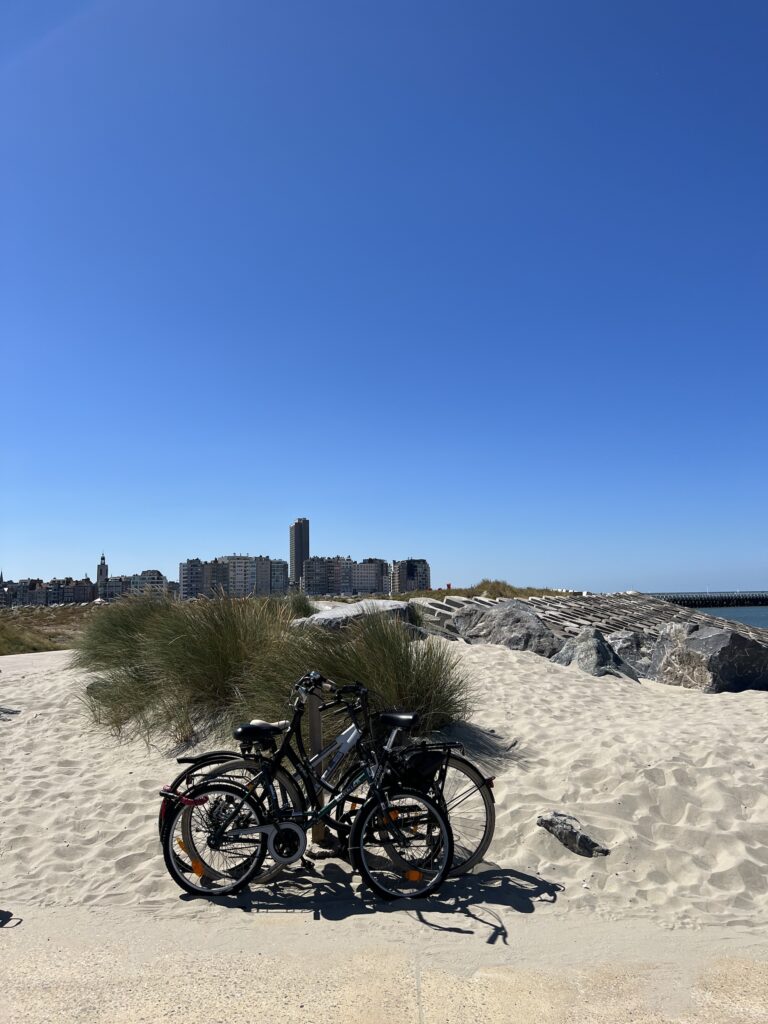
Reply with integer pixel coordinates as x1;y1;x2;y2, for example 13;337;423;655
704;606;768;629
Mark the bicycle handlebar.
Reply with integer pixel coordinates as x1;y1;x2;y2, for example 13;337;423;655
295;673;367;698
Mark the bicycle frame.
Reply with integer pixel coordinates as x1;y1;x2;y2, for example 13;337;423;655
204;689;386;845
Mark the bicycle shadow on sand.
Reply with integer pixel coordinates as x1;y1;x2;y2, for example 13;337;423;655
180;861;562;943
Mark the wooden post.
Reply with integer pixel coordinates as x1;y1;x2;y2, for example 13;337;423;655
308;693;326;844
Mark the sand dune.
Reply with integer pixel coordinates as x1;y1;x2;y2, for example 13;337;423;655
2;646;768;1022
457;643;768;929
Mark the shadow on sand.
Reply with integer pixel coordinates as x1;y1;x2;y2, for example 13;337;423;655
180;862;562;944
0;910;22;929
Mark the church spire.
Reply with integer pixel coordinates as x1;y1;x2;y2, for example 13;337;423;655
97;553;109;587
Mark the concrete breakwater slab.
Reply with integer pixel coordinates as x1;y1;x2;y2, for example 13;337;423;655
524;593;768;645
412;593;768;668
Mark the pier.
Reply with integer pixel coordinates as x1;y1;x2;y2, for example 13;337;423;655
650;592;768;608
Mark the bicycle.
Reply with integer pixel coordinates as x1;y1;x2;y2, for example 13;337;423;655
160;672;454;901
159;676;494;878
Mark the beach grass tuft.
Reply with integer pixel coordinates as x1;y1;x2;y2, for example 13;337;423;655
75;595;470;746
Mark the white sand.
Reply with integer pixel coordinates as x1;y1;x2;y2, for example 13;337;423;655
2;646;767;1022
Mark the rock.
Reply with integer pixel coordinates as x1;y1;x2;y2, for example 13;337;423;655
650;623;768;693
450;600;563;657
647;621;700;680
550;627;639;680
536;811;610;858
292;600;411;630
606;629;655;678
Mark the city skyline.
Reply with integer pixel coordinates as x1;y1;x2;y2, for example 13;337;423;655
2;515;435;600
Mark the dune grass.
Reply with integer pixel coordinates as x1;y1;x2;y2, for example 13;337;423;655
74;594;471;746
0;616;61;656
283;591;317;619
0;604;95;656
391;578;569;601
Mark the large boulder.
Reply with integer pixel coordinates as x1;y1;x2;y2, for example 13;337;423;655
451;600;563;657
606;629;655;678
650;623;768;693
292;600;410;630
550;627;639;680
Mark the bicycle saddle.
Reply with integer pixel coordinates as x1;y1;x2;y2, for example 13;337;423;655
233;720;289;744
378;711;420;731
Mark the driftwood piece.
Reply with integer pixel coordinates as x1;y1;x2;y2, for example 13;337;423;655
536;811;610;858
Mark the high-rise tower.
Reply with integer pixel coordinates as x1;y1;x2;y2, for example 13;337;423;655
289;517;310;590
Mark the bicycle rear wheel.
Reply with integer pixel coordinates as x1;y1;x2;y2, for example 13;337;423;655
158;751;240;842
162;781;267;898
349;788;453;901
432;753;495;877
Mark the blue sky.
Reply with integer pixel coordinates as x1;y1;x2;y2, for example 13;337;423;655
2;1;766;592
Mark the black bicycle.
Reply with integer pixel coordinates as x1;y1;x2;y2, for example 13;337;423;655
158;679;494;878
160;673;454;901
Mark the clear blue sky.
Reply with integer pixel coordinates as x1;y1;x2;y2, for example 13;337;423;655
2;1;766;592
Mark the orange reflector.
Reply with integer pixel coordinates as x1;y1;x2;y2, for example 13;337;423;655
388;809;400;821
176;838;187;854
191;859;206;878
404;869;424;882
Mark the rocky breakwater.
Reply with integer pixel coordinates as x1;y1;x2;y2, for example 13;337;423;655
442;597;768;693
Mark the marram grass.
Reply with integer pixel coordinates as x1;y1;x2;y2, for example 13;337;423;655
75;595;471;747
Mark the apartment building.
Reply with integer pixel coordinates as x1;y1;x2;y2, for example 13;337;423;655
391;559;431;594
179;558;205;601
301;556;354;596
224;555;256;598
270;559;289;595
130;570;168;595
351;558;391;595
179;555;290;598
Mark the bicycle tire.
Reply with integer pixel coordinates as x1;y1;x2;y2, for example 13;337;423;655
162;781;267;898
349;788;453;901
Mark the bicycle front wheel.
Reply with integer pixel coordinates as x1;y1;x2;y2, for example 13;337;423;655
349;788;453;901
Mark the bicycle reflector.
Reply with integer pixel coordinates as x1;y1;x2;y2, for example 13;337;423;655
404;870;424;882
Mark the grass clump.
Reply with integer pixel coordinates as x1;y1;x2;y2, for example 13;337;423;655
284;592;317;619
298;613;472;731
0;604;95;656
0;615;60;656
391;578;570;601
74;596;471;746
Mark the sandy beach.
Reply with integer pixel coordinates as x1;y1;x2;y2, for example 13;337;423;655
2;646;767;1022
